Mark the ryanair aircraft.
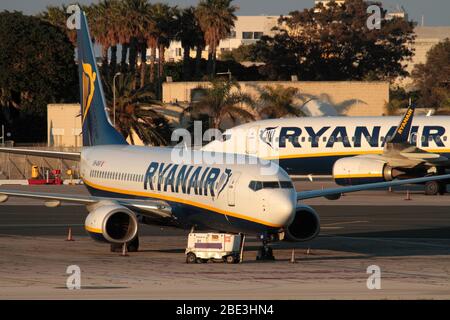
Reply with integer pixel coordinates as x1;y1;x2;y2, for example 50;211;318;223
0;9;449;256
203;103;450;195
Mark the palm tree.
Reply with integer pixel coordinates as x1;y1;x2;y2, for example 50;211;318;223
87;1;124;76
256;85;306;118
175;7;205;80
195;0;237;76
103;73;172;145
181;79;255;130
151;4;179;82
120;0;152;75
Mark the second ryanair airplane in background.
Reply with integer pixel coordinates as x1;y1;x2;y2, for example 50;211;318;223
203;103;450;195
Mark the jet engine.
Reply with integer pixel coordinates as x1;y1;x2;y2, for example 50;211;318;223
85;204;138;244
284;205;320;242
333;157;400;186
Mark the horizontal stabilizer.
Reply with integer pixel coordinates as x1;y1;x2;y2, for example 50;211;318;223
400;152;448;162
0;147;80;161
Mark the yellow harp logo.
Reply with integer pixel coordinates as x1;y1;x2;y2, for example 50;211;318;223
81;63;97;123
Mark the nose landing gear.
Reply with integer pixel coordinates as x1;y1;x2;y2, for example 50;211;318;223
256;234;275;261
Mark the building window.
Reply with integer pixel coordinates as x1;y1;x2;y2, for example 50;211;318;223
175;48;182;57
242;32;253;39
228;30;236;39
254;32;263;39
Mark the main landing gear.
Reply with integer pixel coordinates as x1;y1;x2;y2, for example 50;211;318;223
425;180;447;196
110;236;140;253
256;234;275;261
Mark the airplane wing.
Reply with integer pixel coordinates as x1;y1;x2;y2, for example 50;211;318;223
0;147;80;161
297;173;450;200
0;189;172;219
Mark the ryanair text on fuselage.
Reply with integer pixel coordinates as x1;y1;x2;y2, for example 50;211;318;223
261;125;446;149
143;161;232;198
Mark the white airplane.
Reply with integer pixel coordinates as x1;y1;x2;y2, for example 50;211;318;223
0;9;449;259
203;103;450;195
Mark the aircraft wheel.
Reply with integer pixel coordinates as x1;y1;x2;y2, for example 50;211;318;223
127;236;139;252
110;237;139;253
110;243;122;253
425;181;439;195
438;183;447;195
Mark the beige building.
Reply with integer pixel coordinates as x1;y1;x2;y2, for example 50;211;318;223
151;16;280;63
163;81;389;117
47;104;82;148
399;26;450;90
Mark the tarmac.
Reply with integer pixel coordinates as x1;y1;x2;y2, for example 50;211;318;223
0;182;449;299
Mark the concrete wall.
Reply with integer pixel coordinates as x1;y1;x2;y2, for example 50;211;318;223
47;104;82;148
163;81;390;116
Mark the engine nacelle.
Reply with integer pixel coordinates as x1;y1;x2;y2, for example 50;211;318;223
85;204;138;244
284;205;320;242
333;157;394;186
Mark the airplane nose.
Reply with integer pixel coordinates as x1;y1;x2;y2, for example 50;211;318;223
272;192;296;226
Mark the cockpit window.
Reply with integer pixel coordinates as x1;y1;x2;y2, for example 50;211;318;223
249;180;293;191
262;181;280;189
249;180;263;191
279;181;294;188
222;133;232;141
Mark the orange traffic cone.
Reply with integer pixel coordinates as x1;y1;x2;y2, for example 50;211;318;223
66;227;74;241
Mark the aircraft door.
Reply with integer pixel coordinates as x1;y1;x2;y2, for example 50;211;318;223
227;172;241;207
246;127;259;154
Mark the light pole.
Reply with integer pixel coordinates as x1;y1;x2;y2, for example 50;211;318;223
113;72;122;127
0;125;4;146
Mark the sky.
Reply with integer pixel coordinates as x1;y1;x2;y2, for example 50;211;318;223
0;0;449;26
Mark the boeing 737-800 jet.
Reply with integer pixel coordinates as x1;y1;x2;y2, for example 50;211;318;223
0;9;449;257
203;103;450;195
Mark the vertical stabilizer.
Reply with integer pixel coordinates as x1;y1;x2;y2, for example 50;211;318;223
76;9;127;146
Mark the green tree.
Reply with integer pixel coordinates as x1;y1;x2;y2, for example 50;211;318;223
151;4;179;84
88;0;124;76
39;5;77;46
175;7;205;80
103;73;171;145
219;43;255;62
181;79;255;129
0;11;78;142
256;85;306;118
412;39;450;112
252;0;415;81
195;0;237;77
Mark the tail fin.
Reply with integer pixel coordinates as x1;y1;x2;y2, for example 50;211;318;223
389;98;416;144
76;9;127;147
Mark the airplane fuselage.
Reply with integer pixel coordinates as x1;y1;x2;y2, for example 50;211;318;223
203;116;450;175
80;145;296;235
